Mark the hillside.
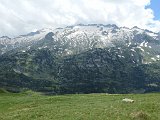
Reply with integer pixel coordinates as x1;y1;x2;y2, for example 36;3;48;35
0;24;160;94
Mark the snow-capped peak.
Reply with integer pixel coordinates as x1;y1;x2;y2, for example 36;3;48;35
0;24;160;58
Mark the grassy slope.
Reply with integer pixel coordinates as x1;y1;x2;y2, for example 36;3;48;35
0;92;160;120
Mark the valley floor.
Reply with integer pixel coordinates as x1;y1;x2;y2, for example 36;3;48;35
0;92;160;120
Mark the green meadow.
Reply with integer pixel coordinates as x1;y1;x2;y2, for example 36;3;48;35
0;90;159;120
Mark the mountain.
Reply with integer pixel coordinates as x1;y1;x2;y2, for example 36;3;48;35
0;24;160;94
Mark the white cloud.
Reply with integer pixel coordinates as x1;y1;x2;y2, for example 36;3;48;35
0;0;159;37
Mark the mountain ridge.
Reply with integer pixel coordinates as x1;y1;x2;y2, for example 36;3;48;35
0;24;160;94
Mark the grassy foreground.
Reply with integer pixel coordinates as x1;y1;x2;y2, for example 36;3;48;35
0;91;160;120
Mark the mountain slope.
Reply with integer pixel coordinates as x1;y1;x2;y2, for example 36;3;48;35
0;24;160;94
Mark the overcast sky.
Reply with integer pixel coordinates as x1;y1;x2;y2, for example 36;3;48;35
0;0;160;37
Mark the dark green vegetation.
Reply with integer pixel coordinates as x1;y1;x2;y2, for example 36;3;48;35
0;44;160;94
0;92;160;120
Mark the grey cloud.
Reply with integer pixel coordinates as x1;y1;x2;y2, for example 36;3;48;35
0;0;159;37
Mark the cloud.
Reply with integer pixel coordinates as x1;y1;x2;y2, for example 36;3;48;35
0;0;159;37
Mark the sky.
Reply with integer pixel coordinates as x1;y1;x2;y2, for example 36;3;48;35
0;0;160;37
148;0;160;20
